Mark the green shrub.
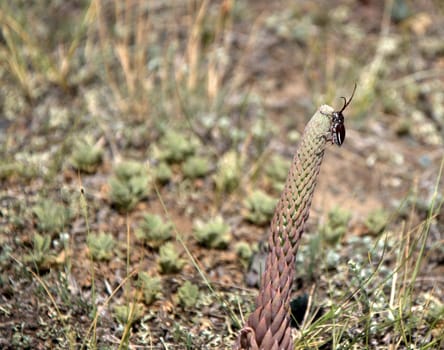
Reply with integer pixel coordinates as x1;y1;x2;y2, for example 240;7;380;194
135;213;172;249
244;190;277;225
109;160;151;211
33;199;70;234
320;207;352;245
86;232;116;261
137;272;162;305
157;242;185;274
24;233;54;269
182;155;211;179
113;303;144;326
155;162;173;184
265;154;290;191
158;130;197;162
213;151;242;193
235;241;253;262
364;208;389;235
193;216;231;249
69;137;103;173
177;281;199;308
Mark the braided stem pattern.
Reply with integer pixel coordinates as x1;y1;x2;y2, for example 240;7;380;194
235;105;335;350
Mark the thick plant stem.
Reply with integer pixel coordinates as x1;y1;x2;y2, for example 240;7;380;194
235;105;335;350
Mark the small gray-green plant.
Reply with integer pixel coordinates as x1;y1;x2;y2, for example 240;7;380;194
182;155;211;179
0;160;39;182
213;151;242;193
69;137;103;173
137;272;162;305
109;160;151;211
193;216;232;249
244;190;277;225
135;213;172;249
157;242;185;274
235;241;253;268
364;208;389;235
113;303;144;326
24;233;54;269
86;232;116;261
235;241;253;261
320;207;352;245
177;280;200;308
33;199;70;234
154;162;173;184
265;154;290;191
158;130;197;162
114;160;146;180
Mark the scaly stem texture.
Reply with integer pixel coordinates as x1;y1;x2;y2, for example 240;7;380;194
236;105;335;350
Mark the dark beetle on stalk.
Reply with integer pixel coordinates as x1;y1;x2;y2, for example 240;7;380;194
324;83;357;146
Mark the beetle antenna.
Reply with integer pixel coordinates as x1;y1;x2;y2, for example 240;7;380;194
339;83;357;113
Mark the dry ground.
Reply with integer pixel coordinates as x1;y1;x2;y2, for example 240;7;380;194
1;1;443;349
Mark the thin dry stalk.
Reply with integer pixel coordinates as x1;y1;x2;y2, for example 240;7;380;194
186;0;209;91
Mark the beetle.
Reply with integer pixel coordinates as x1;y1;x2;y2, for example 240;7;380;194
328;83;357;146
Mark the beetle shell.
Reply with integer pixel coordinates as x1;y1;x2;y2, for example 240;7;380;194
331;112;346;146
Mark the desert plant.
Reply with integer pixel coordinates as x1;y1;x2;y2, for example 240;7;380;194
109;160;151;211
235;241;253;261
213;151;242;193
182;155;211;179
158;130;197;163
69;136;103;173
113;303;144;326
265;154;291;181
235;241;254;268
135;213;172;249
86;232;116;261
193;216;232;249
265;154;291;191
154;162;173;184
235;105;338;349
24;233;54;269
364;208;389;235
177;280;200;308
33;199;70;234
137;272;162;306
157;242;185;274
320;207;352;245
243;190;277;225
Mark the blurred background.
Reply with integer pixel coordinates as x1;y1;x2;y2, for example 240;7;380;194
1;0;443;349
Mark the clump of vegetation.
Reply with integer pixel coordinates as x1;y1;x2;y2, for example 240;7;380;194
157;242;185;274
213;151;242;193
235;241;253;260
364;208;389;235
265;154;290;191
235;241;254;268
86;232;116;261
158;130;197;163
177;281;200;308
24;233;54;269
154;162;173;184
33;199;70;234
244;190;277;225
182;155;211;179
113;303;144;326
320;207;352;245
137;272;162;306
109;160;151;211
0;160;39;182
69;136;103;173
193;216;232;249
135;213;173;249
